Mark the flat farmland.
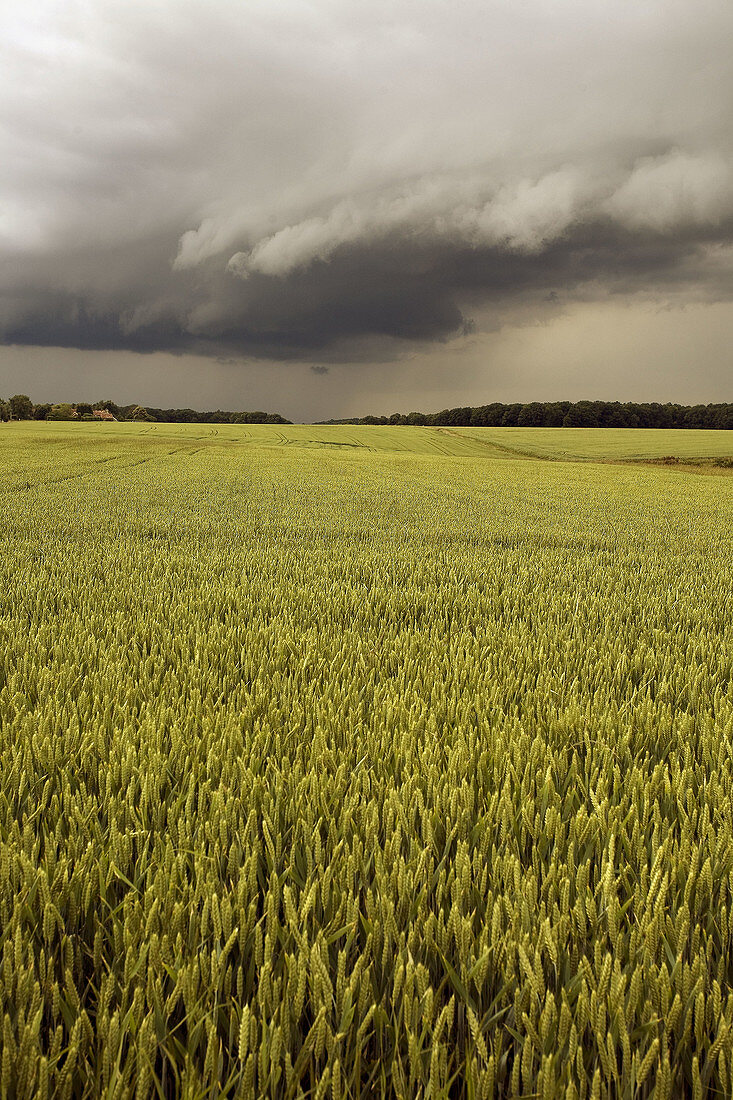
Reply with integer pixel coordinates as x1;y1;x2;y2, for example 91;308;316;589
448;426;733;462
1;422;732;1099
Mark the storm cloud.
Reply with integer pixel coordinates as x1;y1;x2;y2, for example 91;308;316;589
2;0;733;362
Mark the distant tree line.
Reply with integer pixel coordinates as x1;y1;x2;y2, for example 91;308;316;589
323;400;733;429
0;395;291;424
141;404;291;425
3;394;730;428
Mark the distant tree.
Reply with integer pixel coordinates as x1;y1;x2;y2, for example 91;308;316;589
128;405;156;422
544;402;569;427
445;407;472;426
324;400;732;429
76;403;93;417
33;404;52;420
500;404;523;427
563;401;599;427
517;402;547;427
619;403;641;428
471;403;505;426
602;403;628;428
0;399;10;422
10;394;33;420
94;399;122;418
48;403;77;421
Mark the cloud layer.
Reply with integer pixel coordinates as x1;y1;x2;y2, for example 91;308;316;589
2;0;732;360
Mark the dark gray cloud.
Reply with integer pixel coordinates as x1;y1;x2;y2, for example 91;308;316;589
2;0;732;364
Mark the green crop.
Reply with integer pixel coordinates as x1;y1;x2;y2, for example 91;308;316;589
0;422;731;1098
450;426;733;463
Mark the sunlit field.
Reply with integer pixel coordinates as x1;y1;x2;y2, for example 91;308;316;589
447;426;733;462
6;420;732;471
1;422;732;1098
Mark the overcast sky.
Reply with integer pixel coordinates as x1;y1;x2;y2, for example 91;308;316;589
1;0;731;419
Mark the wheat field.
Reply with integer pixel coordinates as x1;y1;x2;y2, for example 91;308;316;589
1;423;732;1098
